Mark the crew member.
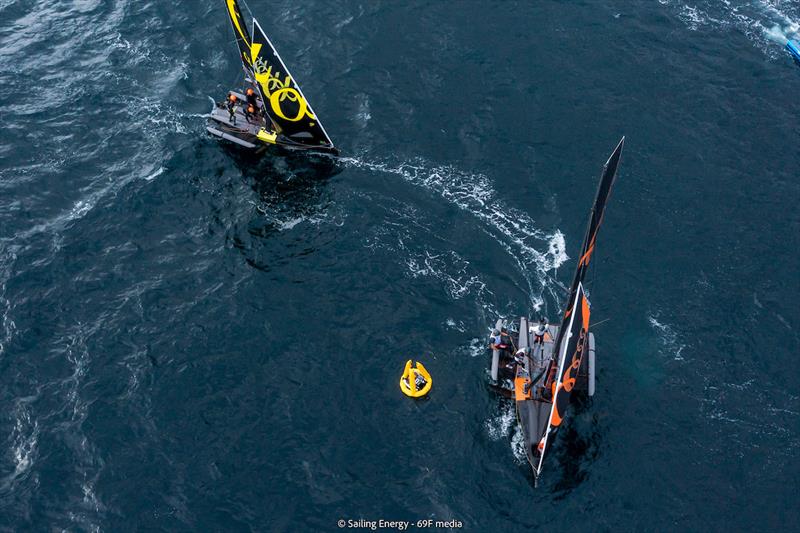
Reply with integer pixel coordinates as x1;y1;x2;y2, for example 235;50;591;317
500;327;514;352
532;317;548;345
514;348;527;367
226;93;238;124
245;103;257;122
245;87;259;111
489;329;503;351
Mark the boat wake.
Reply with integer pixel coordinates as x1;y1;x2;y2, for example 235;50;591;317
648;314;687;361
485;403;527;464
662;0;800;56
342;155;568;311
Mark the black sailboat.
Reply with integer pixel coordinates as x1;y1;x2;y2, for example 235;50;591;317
207;0;337;154
489;137;624;481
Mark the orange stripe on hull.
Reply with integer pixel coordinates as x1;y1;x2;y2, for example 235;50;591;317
515;377;532;401
581;293;591;331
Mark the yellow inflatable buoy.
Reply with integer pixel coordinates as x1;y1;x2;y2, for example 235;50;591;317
400;360;432;398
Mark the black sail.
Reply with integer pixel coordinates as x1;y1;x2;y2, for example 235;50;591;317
250;19;335;149
535;282;591;476
536;137;624;477
551;137;624;357
224;0;254;74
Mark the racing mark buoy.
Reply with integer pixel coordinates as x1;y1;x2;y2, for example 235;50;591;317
400;360;432;398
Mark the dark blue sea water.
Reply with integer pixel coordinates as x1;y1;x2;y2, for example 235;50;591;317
1;0;798;530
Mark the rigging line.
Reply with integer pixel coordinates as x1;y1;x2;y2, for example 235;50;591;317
238;0;255;20
589;317;611;329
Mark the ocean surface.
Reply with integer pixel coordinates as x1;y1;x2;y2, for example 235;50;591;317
1;0;798;530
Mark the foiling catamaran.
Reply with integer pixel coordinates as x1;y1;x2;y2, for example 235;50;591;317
207;0;338;154
489;138;624;483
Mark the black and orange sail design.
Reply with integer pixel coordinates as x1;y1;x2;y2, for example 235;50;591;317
535;283;590;474
557;136;624;333
535;137;624;478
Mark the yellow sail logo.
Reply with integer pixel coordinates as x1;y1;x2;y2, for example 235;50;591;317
226;0;249;48
251;46;316;122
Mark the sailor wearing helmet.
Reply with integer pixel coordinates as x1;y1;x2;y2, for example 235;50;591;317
531;317;548;345
489;329;503;350
225;93;238;124
514;347;527;366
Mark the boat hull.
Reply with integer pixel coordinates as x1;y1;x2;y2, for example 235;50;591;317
207;91;339;155
489;317;595;475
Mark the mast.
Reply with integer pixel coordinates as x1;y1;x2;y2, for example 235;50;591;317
535;137;625;477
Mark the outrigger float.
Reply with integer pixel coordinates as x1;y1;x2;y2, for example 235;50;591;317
489;138;624;482
207;0;338;154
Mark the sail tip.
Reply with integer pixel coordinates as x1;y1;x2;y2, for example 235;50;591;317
605;137;625;167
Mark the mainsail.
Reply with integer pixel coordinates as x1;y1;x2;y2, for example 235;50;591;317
249;20;335;148
535;137;625;477
225;0;254;74
222;0;335;150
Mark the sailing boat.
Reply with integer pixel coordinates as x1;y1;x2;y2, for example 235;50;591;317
207;0;338;154
489;137;624;481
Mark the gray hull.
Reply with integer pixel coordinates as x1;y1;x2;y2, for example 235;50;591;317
500;317;595;474
206;90;339;154
207;91;266;148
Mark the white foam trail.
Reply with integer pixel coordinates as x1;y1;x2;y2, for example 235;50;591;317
649;315;687;360
510;425;528;464
444;318;466;332
355;93;371;127
251;199;345;232
486;402;528;463
467;337;487;357
486;403;517;440
342;156;567;307
144;167;164;181
665;0;800;55
406;249;487;300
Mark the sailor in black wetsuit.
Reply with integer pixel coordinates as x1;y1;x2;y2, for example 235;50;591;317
244;103;257;123
225;93;238;125
245;87;259;111
500;327;514;353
